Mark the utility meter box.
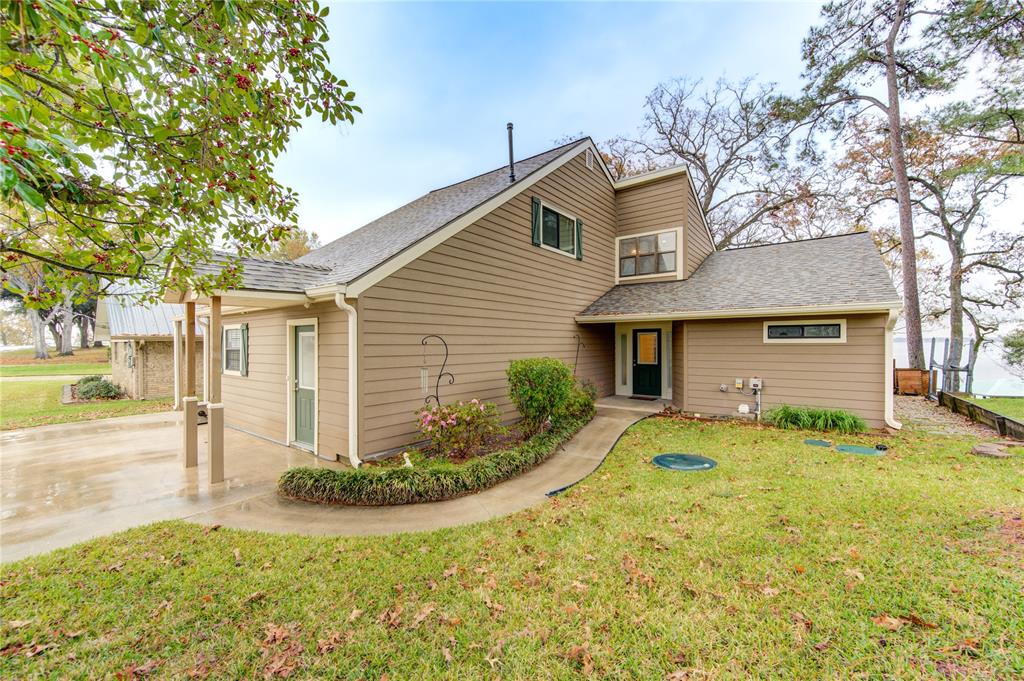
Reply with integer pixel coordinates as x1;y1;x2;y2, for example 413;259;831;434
750;377;763;390
734;378;744;390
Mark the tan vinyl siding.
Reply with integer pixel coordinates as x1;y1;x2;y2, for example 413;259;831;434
358;150;616;455
672;321;686;410
685;185;714;275
680;314;887;427
615;175;687;237
221;300;348;459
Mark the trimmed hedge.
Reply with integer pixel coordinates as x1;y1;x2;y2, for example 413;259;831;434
278;403;596;506
763;404;866;434
76;376;122;400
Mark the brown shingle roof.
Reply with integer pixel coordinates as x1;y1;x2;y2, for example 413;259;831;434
296;139;589;284
578;232;900;319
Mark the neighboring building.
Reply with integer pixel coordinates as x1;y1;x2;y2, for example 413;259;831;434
169;137;902;466
97;295;203;400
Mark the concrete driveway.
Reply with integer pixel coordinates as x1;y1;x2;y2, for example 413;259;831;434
1;399;660;563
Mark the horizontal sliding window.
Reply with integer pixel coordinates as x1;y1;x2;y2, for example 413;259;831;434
618;230;677;278
764;320;846;343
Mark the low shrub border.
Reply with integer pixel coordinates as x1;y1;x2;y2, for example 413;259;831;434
762;404;866;434
278;404;595;506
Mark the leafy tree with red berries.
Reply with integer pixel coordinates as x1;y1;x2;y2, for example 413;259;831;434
1;0;359;307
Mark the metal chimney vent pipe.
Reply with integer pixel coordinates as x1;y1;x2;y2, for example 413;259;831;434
507;122;515;183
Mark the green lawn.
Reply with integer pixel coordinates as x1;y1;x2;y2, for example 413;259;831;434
968;396;1024;421
0;363;110;377
2;418;1021;678
1;346;110;377
0;379;171;430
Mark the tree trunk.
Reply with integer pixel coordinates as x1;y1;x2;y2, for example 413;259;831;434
885;0;926;370
27;308;50;359
944;250;965;392
79;315;90;349
48;322;62;352
58;293;75;356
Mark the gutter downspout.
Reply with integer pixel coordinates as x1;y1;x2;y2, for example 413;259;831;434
334;292;362;468
884;309;903;430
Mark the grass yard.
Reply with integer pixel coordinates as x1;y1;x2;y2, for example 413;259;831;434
2;418;1021;678
968;396;1024;421
0;346;110;377
0;379;171;430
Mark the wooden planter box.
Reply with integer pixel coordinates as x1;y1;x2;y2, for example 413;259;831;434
894;368;931;396
938;392;1024;440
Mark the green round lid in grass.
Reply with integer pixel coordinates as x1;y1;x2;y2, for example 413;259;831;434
836;444;885;456
652;454;717;471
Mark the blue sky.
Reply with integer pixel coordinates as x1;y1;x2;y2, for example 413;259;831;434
276;1;823;242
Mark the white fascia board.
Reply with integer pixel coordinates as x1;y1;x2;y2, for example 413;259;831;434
574;301;904;324
611;164;688;189
342;140;602;298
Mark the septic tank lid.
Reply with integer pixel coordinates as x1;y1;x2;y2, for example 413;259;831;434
652;453;717;471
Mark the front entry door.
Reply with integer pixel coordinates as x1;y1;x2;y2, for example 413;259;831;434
293;325;315;448
632;329;662;397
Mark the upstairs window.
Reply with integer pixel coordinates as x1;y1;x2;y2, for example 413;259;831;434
618;229;678;279
531;197;583;260
542;206;576;255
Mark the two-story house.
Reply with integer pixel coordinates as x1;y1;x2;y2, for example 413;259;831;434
169;138;902;467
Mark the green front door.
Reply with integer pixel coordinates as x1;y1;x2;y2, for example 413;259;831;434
632;329;662;397
293;325;315;448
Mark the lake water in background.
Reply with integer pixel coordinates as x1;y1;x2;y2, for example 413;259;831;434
893;336;1024;396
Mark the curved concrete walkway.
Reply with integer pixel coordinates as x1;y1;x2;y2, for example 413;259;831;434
186;399;661;536
1;398;662;561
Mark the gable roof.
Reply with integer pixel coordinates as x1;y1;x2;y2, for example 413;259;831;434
577;232;900;321
297;138;594;287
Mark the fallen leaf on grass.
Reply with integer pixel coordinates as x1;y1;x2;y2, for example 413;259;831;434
243;592;266;606
263;623;292;646
316;631;352;654
24;642;57;657
871;614;905;631
566;644;594;675
232;548;242;566
202;524;221;535
5;619;31;629
347;608;363;623
378;604;404;629
115;658;160;679
442;646;453;663
903;613;937;629
105;561;125;573
263;641;302;679
410;603;437;629
442;565;459;578
622;553;655;588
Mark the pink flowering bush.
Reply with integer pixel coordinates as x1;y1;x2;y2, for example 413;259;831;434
415;399;503;458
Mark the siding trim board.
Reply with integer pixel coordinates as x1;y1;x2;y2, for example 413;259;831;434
576;301;901;324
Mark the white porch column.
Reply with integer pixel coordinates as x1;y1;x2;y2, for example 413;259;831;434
172;319;182;411
208;296;224;483
182;302;199;468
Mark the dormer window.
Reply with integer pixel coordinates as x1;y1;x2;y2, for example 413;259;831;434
617;228;680;281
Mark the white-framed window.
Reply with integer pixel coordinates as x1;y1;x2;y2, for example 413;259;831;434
615;228;682;282
540;202;578;258
763;319;847;344
223;323;246;375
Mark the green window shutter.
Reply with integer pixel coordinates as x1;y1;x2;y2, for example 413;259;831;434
240;323;249;377
575;218;584;261
221;328;227;372
531;196;542;246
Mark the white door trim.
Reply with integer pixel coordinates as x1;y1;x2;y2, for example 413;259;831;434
285;317;319;455
614;321;673;400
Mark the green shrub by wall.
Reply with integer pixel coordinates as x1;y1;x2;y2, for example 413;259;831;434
506;358;575;433
763;405;866;433
76;377;122;400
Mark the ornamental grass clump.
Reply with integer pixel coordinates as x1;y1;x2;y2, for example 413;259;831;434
763;405;866;434
416;399;503;459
